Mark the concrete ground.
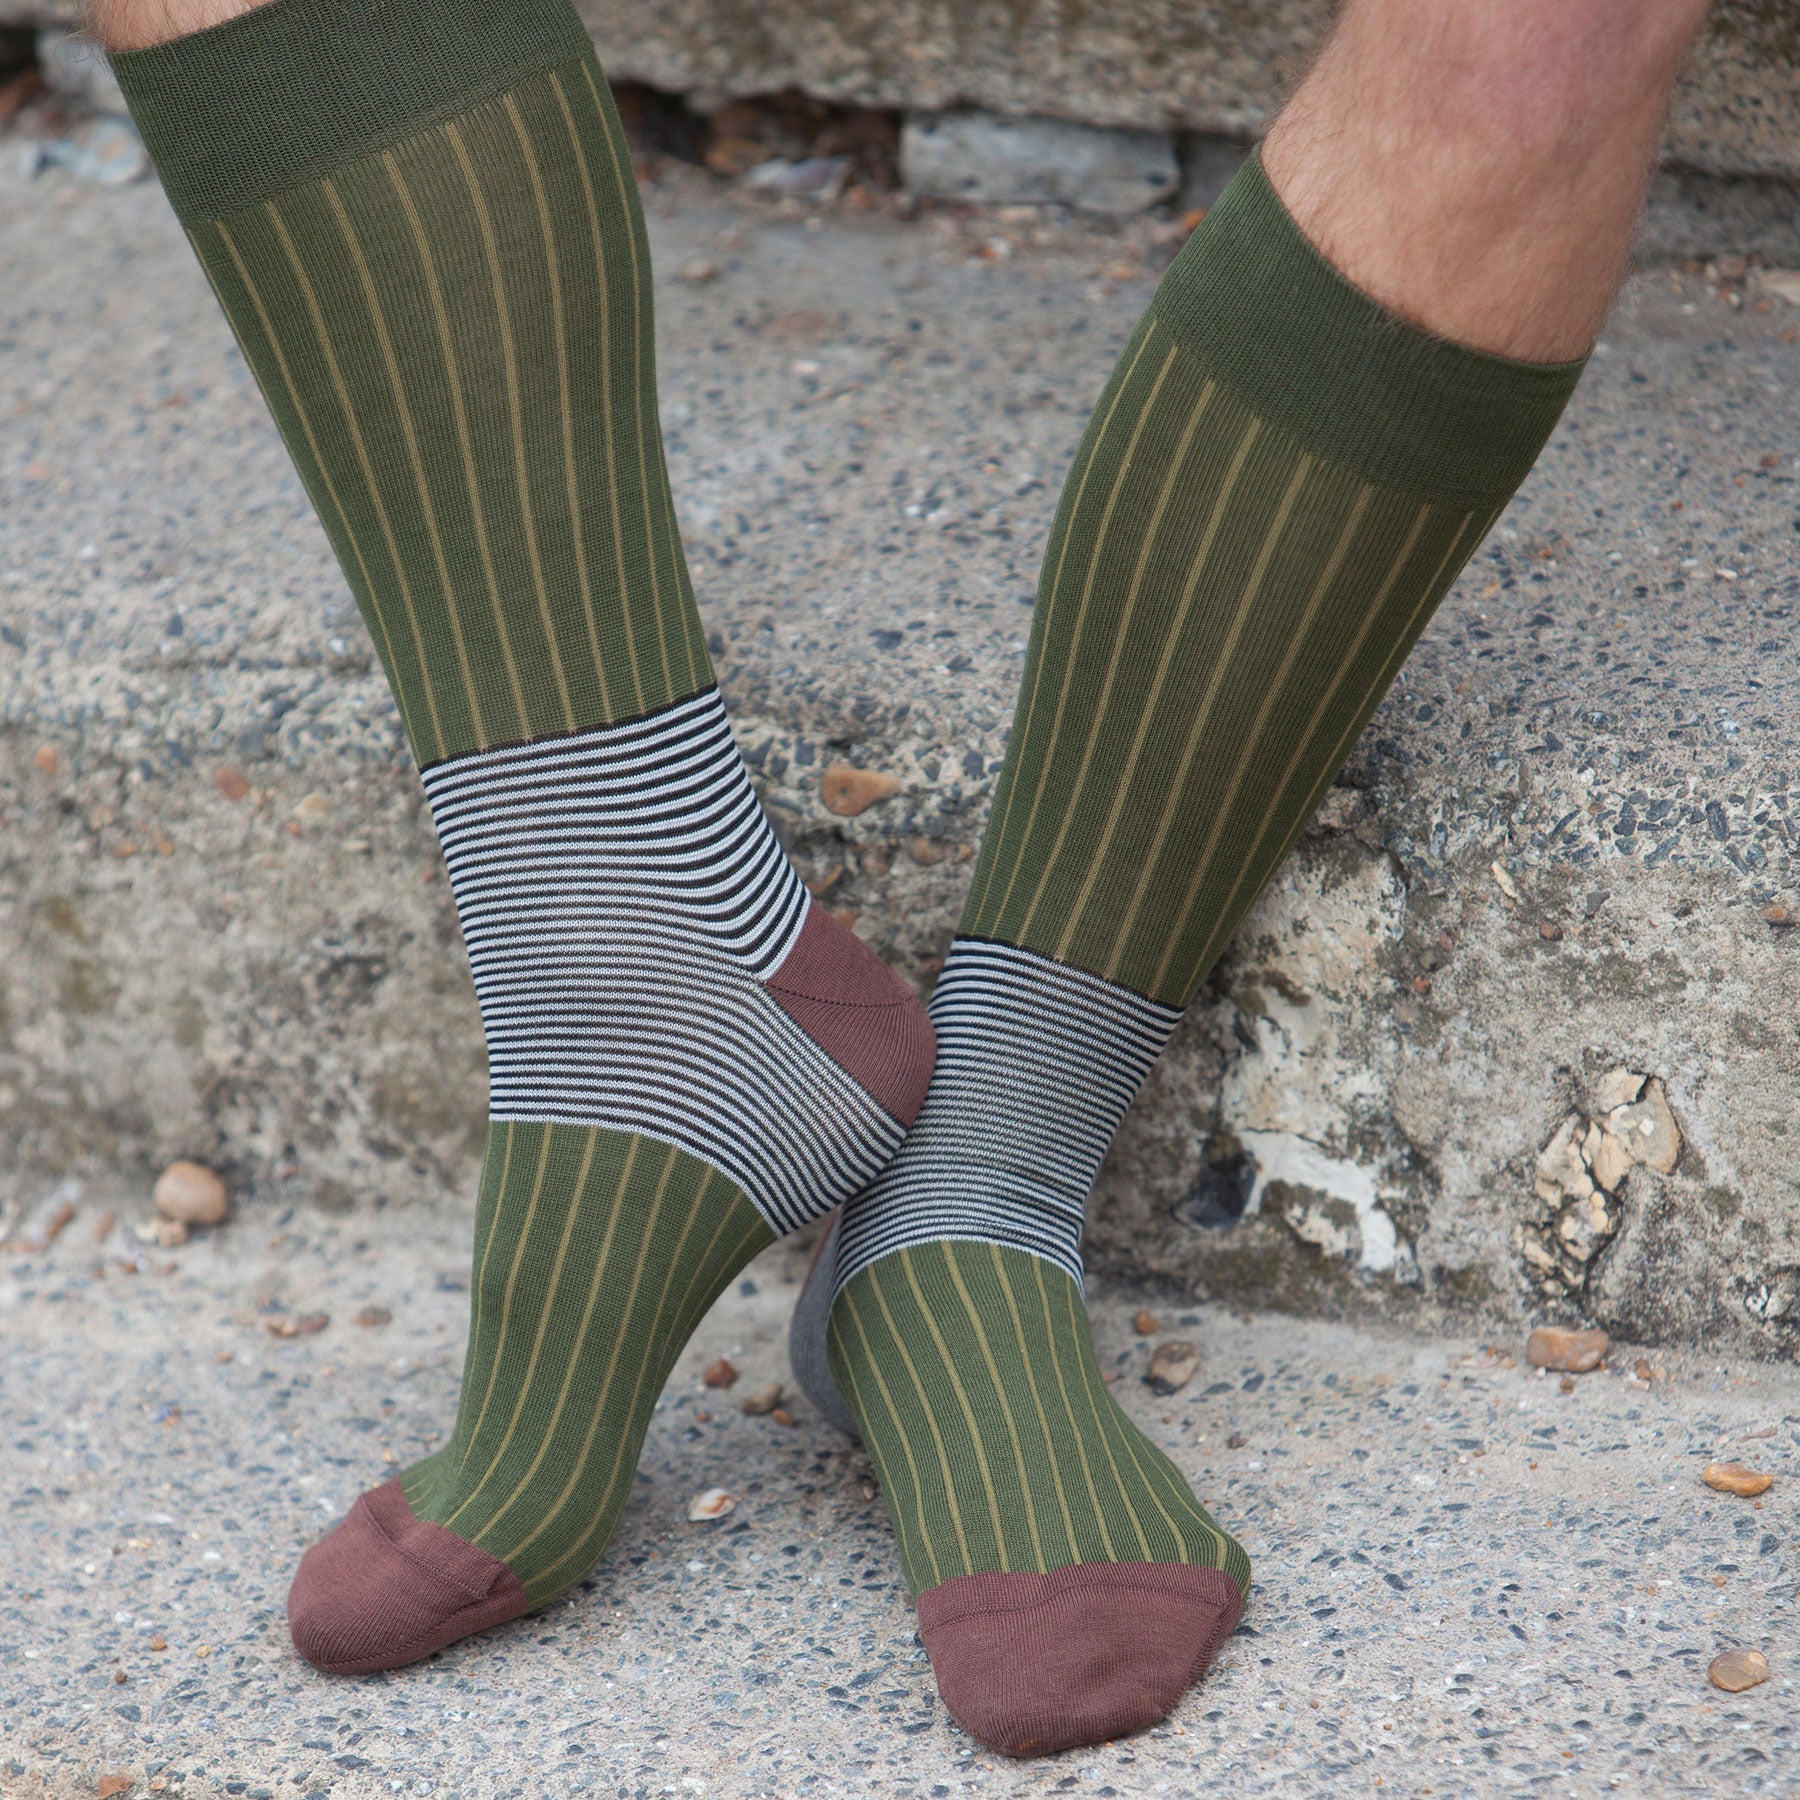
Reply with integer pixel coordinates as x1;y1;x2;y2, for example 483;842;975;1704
3;148;1796;1353
2;1191;1797;1798
2;128;1799;1800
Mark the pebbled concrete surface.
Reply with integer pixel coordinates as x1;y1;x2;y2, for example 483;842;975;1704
2;1191;1798;1798
1;154;1797;1351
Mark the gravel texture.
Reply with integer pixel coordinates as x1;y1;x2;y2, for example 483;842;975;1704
1;155;1796;1355
2;1192;1797;1797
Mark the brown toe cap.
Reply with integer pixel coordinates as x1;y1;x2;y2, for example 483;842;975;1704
288;1478;527;1675
918;1561;1243;1757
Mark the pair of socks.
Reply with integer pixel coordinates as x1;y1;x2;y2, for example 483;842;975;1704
113;0;1581;1757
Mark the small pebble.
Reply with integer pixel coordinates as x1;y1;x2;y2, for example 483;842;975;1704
821;764;901;816
686;1487;736;1522
702;1357;739;1388
1133;1309;1161;1336
1145;1340;1200;1394
1525;1327;1608;1373
741;1381;784;1415
1708;1648;1771;1692
1634;1359;1655;1382
48;1193;80;1239
679;257;722;283
149;1636;167;1651
153;1160;228;1226
1226;1432;1247;1450
32;744;58;774
352;1305;391;1328
215;766;250;801
1703;1461;1773;1497
267;1312;329;1338
770;1406;797;1428
1559;1376;1576;1394
909;837;948;866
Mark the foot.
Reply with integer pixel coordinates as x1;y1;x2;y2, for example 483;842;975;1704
794;1237;1248;1757
288;692;933;1673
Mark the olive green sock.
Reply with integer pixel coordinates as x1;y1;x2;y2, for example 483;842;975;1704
114;0;704;763
113;0;937;1678
825;152;1586;1757
829;1242;1248;1597
963;150;1587;998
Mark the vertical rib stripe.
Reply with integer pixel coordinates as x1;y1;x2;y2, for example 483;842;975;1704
826;153;1580;1629
548;64;625;719
381;150;533;737
179;49;713;764
828;1245;1252;1598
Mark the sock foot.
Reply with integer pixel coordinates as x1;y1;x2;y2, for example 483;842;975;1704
919;1562;1242;1757
817;1240;1251;1756
288;1479;528;1675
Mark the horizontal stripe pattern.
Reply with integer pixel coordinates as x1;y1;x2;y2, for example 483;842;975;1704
424;689;904;1235
834;939;1180;1297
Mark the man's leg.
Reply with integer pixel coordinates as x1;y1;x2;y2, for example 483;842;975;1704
1262;0;1709;360
93;0;934;1674
818;0;1710;1758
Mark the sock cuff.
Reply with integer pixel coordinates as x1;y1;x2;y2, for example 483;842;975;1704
1150;149;1586;505
109;0;592;224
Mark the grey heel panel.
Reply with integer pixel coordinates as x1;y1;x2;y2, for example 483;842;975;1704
788;1211;861;1441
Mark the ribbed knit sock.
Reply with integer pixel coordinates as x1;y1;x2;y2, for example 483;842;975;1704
808;152;1586;1756
112;0;934;1676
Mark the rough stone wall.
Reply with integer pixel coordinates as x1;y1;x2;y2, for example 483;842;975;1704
575;0;1800;178
8;719;1794;1357
5;158;1795;1356
0;0;1793;177
1088;825;1800;1360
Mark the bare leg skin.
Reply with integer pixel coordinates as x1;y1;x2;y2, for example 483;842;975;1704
1261;0;1714;359
89;0;268;50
